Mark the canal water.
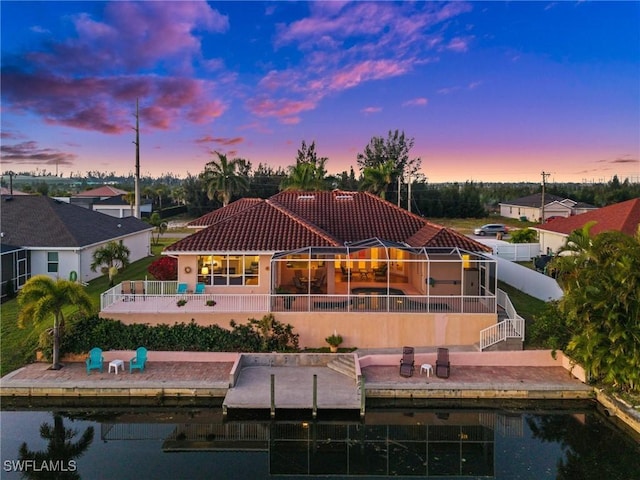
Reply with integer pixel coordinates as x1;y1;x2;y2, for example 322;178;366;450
1;404;638;479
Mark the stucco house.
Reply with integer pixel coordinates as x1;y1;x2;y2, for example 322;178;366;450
533;198;640;254
101;191;524;350
1;194;153;299
499;193;596;222
55;185;153;218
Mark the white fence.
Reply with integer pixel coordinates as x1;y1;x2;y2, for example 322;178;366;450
478;239;540;261
491;255;563;301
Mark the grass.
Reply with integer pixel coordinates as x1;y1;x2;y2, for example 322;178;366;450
0;238;179;377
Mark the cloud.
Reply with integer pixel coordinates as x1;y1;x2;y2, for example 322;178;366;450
246;97;317;121
0;141;77;166
597;155;639;164
1;1;228;134
195;135;244;146
437;86;461;95
403;97;428;107
361;107;382;115
251;2;472;121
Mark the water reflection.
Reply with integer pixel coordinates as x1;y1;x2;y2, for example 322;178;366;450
2;407;638;480
17;413;94;480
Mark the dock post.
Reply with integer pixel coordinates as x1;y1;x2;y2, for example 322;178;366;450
312;374;318;419
360;377;366;419
270;373;275;419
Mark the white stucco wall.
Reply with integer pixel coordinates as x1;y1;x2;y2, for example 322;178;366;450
490;254;563;301
537;230;568;254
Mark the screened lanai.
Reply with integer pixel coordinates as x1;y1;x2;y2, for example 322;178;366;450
270;238;497;312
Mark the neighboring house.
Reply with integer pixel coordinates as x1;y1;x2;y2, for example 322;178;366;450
60;185;153;218
101;191;520;350
499;193;596;222
533;198;640;254
1;195;153;296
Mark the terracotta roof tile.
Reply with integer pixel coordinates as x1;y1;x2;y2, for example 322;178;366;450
536;198;640;236
74;186;128;197
167;190;490;253
188;198;263;227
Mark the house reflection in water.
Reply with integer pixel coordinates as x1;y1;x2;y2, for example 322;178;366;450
100;410;522;477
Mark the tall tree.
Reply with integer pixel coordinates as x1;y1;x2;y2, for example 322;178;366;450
202;152;249;207
280;140;329;191
121;191;135;217
90;241;131;287
147;212;168;245
360;161;395;199
18;276;94;370
357;130;421;181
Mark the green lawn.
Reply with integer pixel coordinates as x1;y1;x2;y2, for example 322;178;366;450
0;238;179;377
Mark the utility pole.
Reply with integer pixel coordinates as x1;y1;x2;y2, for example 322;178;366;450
397;176;401;207
540;171;550;223
407;174;412;213
133;99;141;219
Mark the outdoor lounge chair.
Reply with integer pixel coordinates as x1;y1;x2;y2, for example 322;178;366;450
399;346;415;377
195;283;205;294
130;347;148;373
86;347;104;374
373;263;388;281
436;347;450;378
340;265;352;281
133;281;145;300
176;283;188;294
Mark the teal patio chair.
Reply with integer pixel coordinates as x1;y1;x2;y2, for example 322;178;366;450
176;283;188;294
86;347;104;374
130;347;148;373
195;283;205;294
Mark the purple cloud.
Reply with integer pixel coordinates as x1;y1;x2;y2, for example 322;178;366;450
1;1;228;134
195;135;244;146
361;107;382;115
403;98;429;107
1;140;77;166
250;2;472;121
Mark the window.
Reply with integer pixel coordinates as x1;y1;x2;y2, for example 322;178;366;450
197;254;259;286
47;252;59;273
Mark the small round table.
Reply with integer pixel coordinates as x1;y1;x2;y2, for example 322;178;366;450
108;359;124;374
420;363;433;377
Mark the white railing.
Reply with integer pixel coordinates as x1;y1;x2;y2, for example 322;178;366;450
101;282;497;315
479;288;525;351
493;243;540;261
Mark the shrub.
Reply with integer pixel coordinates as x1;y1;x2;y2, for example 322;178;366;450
148;256;178;281
62;315;300;354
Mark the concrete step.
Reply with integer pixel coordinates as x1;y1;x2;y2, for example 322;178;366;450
327;355;357;380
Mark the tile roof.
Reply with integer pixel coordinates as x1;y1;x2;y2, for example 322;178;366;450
74;186;128;197
0;187;29;195
1;195;152;248
187;198;263;228
500;193;594;209
167;190;491;253
535;198;640;237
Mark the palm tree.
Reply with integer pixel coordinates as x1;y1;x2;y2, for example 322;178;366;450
202;152;249;207
280;162;327;191
19;413;94;480
121;191;135;217
360;160;395;199
18;276;94;370
90;241;131;286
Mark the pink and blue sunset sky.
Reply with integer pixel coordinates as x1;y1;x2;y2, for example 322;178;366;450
1;1;638;183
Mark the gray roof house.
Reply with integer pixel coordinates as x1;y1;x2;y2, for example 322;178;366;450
1;195;152;298
499;193;596;222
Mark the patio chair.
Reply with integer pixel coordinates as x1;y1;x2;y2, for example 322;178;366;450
399;346;415;378
293;276;307;293
85;347;104;374
373;263;388;281
121;282;133;301
176;283;188;294
340;265;352;281
133;281;145;300
195;283;205;294
435;347;450;378
130;347;148;373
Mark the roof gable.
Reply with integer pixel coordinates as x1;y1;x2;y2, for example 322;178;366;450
536;198;640;237
1;195;151;248
188;198;263;228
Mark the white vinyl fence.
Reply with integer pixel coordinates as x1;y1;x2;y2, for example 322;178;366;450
490;255;563;301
